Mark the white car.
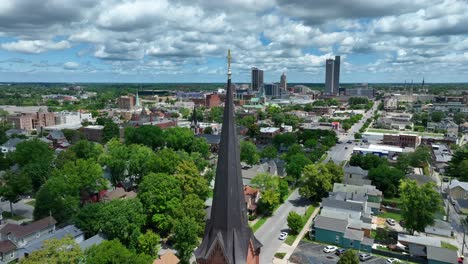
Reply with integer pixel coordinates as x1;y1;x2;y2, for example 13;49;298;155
323;245;338;253
386;258;400;263
279;232;288;240
386;218;396;226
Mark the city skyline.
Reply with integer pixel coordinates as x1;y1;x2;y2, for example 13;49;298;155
0;0;468;83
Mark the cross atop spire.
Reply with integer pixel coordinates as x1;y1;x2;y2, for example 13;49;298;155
227;49;232;79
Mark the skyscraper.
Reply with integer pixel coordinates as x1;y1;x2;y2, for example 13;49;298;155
324;56;341;95
195;50;262;264
333;56;340;93
280;72;287;90
325;59;335;95
251;67;263;91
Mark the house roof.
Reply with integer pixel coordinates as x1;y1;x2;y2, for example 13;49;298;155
333;183;382;197
449;180;468;192
197;134;220;145
406;174;435;186
456;199;468;209
1;138;25;148
426;245;458;264
48;130;66;140
344;229;364;241
79;233;106;250
0;216;57;239
398;234;441;247
153;252;180;264
244;186;258;196
0;240;16;253
314;215;348;233
322;197;365;212
103;187;137;201
344;165;368;176
21;225;83;254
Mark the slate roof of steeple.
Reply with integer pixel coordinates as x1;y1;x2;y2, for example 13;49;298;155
195;50;262;263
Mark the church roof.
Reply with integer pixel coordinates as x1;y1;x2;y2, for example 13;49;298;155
195;50;262;263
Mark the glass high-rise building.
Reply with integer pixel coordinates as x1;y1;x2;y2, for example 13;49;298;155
251;67;264;91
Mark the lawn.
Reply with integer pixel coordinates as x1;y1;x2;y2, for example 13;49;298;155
379;211;403;222
2;211;25;221
274;252;286;259
441;241;458;251
25;200;36;207
382;197;402;207
251;217;267;232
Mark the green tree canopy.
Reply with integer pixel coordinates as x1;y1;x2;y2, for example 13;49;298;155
99;139;129;186
172;216;199;264
446;145;468;180
20;236;84;264
136;230;161;257
399;180;441;235
124;125;165;150
368;164;405;198
138;173;182;234
299;163;334;201
85;239;151;264
431;111;445;122
240;140;259;166
287;211;303;235
175;160;210;200
337;249;359;264
285;153;312;184
0;170;32;216
69;140;103;161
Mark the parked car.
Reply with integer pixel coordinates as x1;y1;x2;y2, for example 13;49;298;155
386;218;396;226
335;248;346;256
345;146;348;149
279;232;288;240
347;140;352;144
323;245;338;253
359;253;372;261
386;258;400;263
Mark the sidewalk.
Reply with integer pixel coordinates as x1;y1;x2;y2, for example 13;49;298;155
272;207;320;263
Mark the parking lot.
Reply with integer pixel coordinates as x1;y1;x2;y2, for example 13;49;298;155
290;241;389;264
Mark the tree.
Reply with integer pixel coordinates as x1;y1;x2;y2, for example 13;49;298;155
261;145;278;160
203;126;213;134
172;217;199;264
400;180;441;235
259;189;280;215
128;144;157;184
354;132;362;139
102;118;119;142
138;173;182;234
278;179;289;203
251;173;281;214
431;111;445;122
240;141;259;165
69;140;103;160
285;154;312;184
175;160;210;200
342;123;351;132
164;127;193;152
99;139;129;186
368;164;405;198
124;125;165;150
85;239;151;264
189;137;210;158
287;211;303;235
408;146;431;167
446;145;468;180
299;164;333;201
349;154;388;170
454;112;467;125
173;194;206;236
325;161;344;184
13;139;54;192
62;129;85;143
20;236;84;264
272;133;296;149
208;106;223;123
337;249;359;264
136;230;160;257
34;159;107;223
153;148;182;174
0;170;32;216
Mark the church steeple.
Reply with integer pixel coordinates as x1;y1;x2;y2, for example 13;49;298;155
191;105;199;134
195;50;262;264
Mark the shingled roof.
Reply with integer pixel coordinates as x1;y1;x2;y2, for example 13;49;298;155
0;216;57;239
195;50;262;264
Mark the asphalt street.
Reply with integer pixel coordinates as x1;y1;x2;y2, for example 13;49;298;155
256;102;379;263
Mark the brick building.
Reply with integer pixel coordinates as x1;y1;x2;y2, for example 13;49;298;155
383;134;421;148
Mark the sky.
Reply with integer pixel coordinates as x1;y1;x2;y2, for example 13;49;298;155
0;0;467;83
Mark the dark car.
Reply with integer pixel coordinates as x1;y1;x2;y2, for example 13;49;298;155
347;140;352;144
336;248;346;256
443;177;450;182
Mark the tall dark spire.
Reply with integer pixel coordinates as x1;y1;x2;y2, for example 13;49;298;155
195;50;262;264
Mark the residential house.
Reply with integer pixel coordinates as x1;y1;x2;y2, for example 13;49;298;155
432;144;452;173
1;138;25;154
406;173;436;186
258;127;280;144
4;129;27;138
244;186;260;216
0;217;86;263
79;233;106;251
332;183;383;214
426;246;458;264
47;130;69;149
446;180;468;200
343;164;370;186
102;187;137;202
153;251;180;264
313;215;373;252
